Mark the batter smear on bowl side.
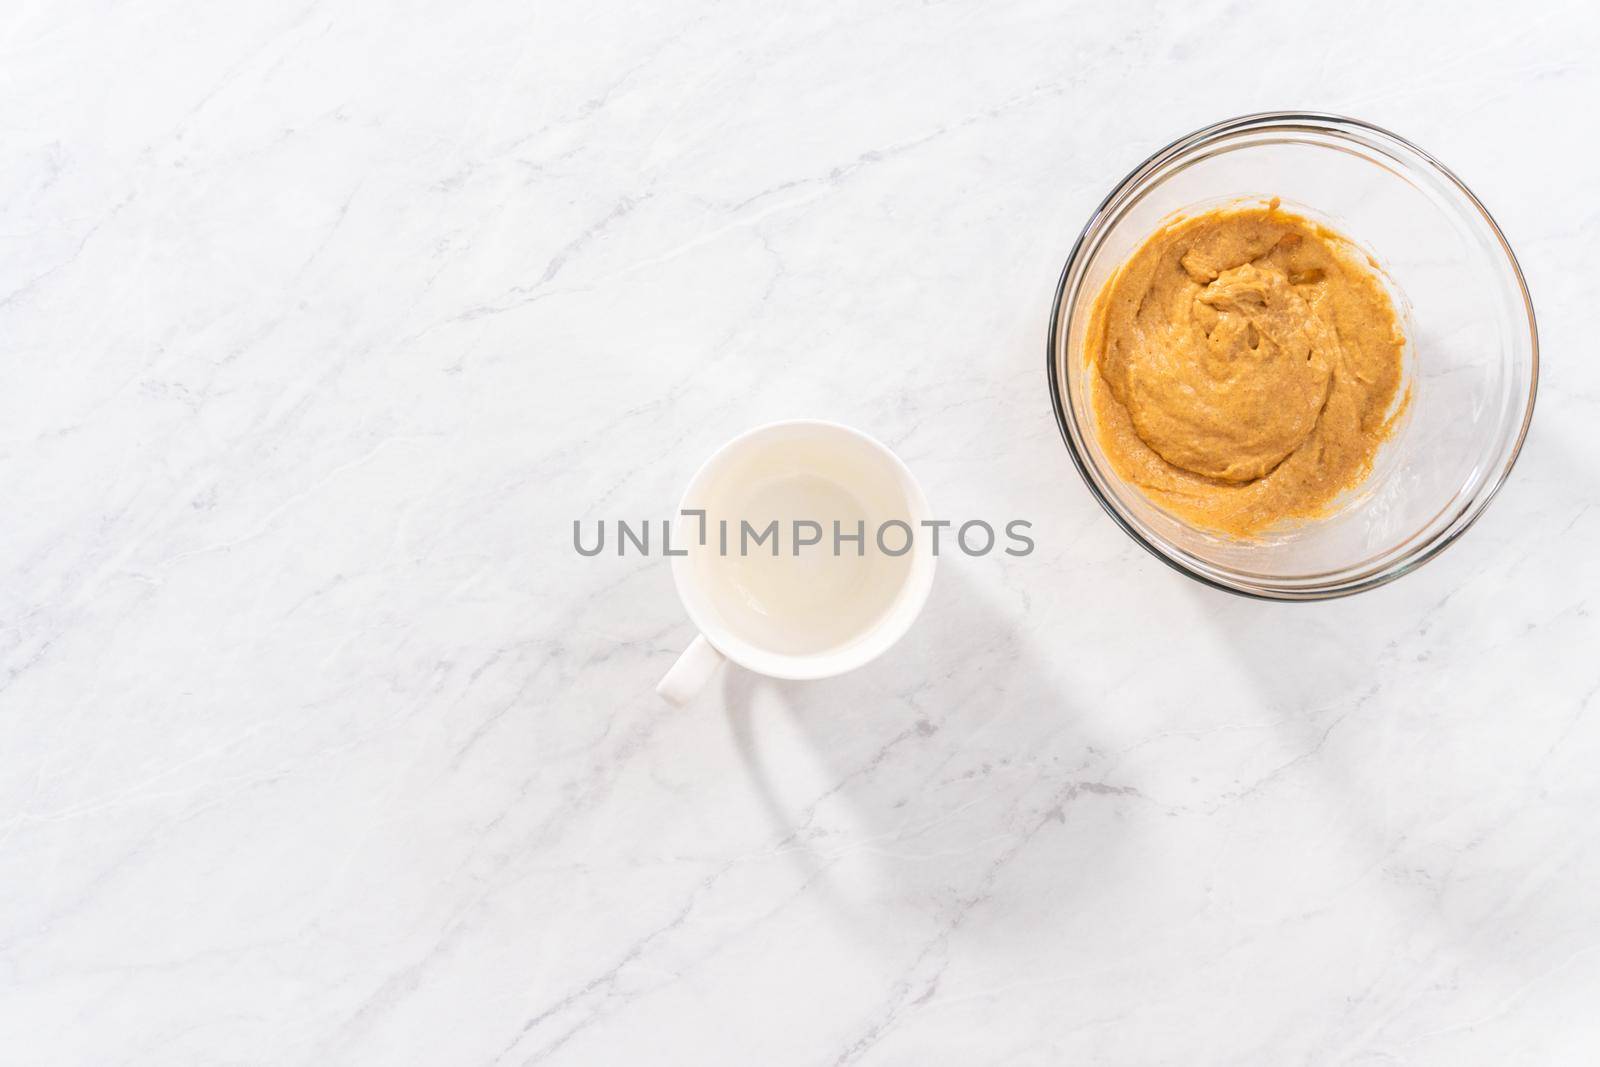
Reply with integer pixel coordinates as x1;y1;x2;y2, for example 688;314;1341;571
1086;199;1409;537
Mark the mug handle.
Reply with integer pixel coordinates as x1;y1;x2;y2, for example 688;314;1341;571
656;634;726;705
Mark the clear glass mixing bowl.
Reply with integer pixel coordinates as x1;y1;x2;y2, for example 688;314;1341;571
1048;112;1538;600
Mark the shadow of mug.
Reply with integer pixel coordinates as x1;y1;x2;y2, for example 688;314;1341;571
721;565;1133;944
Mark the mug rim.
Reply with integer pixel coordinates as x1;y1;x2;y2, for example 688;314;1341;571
669;419;937;680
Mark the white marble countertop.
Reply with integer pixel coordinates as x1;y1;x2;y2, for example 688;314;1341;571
4;2;1599;1063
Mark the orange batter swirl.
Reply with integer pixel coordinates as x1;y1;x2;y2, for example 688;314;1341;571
1086;201;1409;536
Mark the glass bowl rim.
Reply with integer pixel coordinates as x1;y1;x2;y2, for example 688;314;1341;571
1045;110;1540;601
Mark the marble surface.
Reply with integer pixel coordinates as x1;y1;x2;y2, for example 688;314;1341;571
3;1;1599;1063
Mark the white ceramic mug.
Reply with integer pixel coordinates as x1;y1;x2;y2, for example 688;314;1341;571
656;420;936;704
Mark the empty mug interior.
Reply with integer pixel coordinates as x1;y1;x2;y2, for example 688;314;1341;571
674;421;934;675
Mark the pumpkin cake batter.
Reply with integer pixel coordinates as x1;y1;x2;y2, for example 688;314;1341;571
1086;200;1408;536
